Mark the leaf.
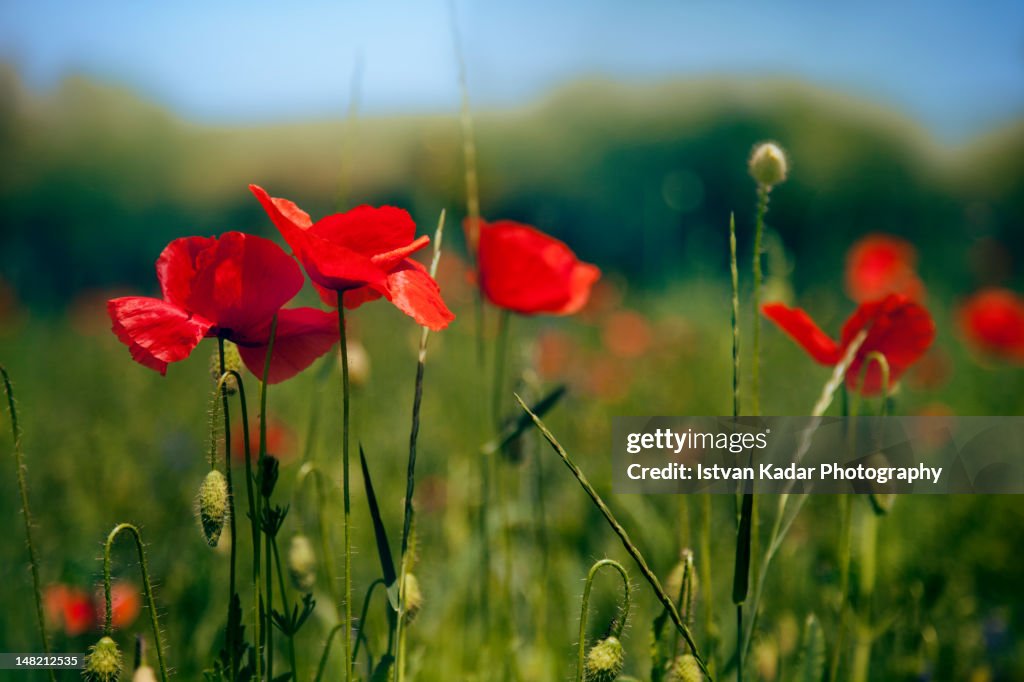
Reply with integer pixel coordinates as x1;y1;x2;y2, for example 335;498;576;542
359;445;399;609
483;384;567;455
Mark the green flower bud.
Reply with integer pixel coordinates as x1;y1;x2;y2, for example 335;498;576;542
198;469;229;547
667;654;704;682
210;341;241;395
287;534;317;592
402;572;423;624
584;636;624;682
84;636;122;682
749;142;788;188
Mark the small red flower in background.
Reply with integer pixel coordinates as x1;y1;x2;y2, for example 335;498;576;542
232;418;295;463
95;582;141;629
107;232;337;383
249;185;454;331
762;294;935;395
476;219;600;315
45;584;94;636
957;288;1024;363
844;234;925;303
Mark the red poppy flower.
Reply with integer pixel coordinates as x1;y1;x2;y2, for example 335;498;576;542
476;219;600;315
249;185;454;331
107;232;337;383
95;582;141;629
762;294;935;395
45;584;95;636
231;418;295;463
957;288;1024;363
844;234;925;303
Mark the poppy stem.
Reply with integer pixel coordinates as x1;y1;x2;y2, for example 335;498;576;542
217;340;239;682
575;559;630;682
751;184;770;417
516;395;714;681
103;523;169;682
336;297;353;682
393;210;446;682
730;212;741;418
1;366;54;682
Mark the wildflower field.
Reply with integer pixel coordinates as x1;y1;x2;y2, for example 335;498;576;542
1;7;1024;681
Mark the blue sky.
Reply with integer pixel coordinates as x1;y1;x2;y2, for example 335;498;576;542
1;0;1021;140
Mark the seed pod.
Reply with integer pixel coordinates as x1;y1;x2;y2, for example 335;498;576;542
749;142;788;188
198;469;229;547
209;342;242;395
132;666;158;682
402;572;423;624
667;654;704;682
584;636;624;682
664;549;698;625
287;534;317;592
84;636;122;682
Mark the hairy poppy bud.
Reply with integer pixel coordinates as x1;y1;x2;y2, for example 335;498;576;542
85;636;122;681
198;469;229;547
665;549;698;624
287;535;317;592
402;572;423;624
344;339;372;388
584;636;624;682
749;142;788;188
667;654;704;682
132;665;158;682
210;341;242;395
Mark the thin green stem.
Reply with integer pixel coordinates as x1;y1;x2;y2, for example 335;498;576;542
352;578;386;668
316;623;348;682
337;298;353;682
297;463;342;616
751;185;769;417
217;340;238;682
575;559;631;682
103;523;168;682
1;366;53;682
271;535;299;681
729;212;741;417
259;316;280;682
492;310;511;427
517;395;712;680
265;525;274;680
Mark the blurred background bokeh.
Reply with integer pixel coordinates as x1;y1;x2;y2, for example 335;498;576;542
1;1;1023;680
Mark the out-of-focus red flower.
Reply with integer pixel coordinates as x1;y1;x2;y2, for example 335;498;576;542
476;219;600;316
232;418;295;463
957;288;1024;364
602;310;653;359
250;185;454;331
534;329;576;381
844;234;925;303
95;582;141;629
107;232;338;383
762;294;935;395
45;585;95;636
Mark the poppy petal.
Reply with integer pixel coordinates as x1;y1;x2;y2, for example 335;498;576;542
187;232;305;334
235;308;339;384
310;205;418;257
108;297;213;374
249;184;313;256
384;259;456;331
762;303;842;365
841;295;935;393
957;288;1024;363
156;236;217;307
553;261;602;315
294;231;390;293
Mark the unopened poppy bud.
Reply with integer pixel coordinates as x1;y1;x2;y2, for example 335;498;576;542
287;535;317;592
584;636;624;682
210;341;242;395
198;469;229;547
84;636;122;681
402;572;423;624
260;455;280;498
132;666;158;682
749;142;788;188
344;339;372;388
667;654;705;682
665;549;698;623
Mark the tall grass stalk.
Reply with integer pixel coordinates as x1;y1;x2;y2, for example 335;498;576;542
741;330;868;665
1;365;54;682
517;395;713;680
103;523;169;682
393;210;446;682
576;559;631;682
